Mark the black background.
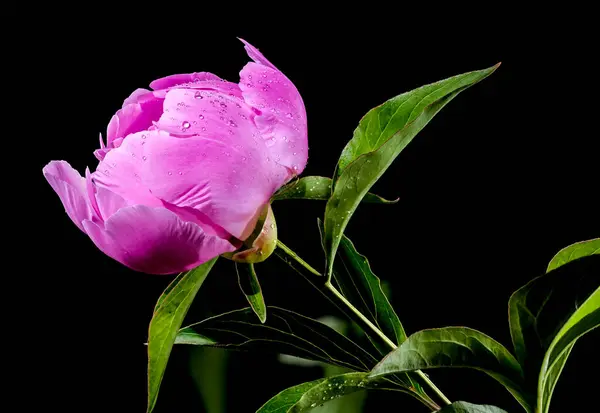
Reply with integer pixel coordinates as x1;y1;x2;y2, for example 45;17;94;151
19;8;599;413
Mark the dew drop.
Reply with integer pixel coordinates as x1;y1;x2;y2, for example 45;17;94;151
104;169;110;175
178;171;183;175
293;152;297;155
282;136;288;142
242;156;247;161
141;134;147;139
220;102;228;109
182;121;191;130
227;120;237;127
168;172;172;176
322;397;327;401
262;86;269;92
142;156;147;161
194;91;203;99
199;114;204;120
131;153;136;157
270;223;275;229
286;112;294;119
202;127;207;132
310;403;317;408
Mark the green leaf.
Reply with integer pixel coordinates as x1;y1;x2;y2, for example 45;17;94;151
368;327;533;412
547;238;600;272
147;258;217;413
507;240;599;413
538;342;574;413
323;64;500;277
325;223;406;349
538;286;599;413
509;245;599;368
438;401;508;413
236;263;267;323
175;306;378;372
273;176;398;204
256;373;373;413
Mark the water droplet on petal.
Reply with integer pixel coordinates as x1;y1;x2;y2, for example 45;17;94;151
242;156;247;161
311;403;317;408
168;172;172;176
131;153;136;157
194;91;203;99
220;102;227;108
286;112;294;119
142;156;147;161
141;134;147;139
270;223;275;229
199;114;204;120
182;121;191;130
227;120;237;127
202;127;207;132
178;171;183;175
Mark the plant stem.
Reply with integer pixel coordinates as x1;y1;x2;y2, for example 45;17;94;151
275;240;452;409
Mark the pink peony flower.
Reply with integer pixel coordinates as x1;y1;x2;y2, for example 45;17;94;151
43;40;308;274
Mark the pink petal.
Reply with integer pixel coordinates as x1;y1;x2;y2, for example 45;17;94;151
150;72;222;90
239;38;277;70
43;161;96;232
106;93;163;147
95;186;129;220
155;88;251;137
239;54;308;177
132;125;285;240
93;130;165;208
150;72;244;100
123;88;152;106
82;205;236;275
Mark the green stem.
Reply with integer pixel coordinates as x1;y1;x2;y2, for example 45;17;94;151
275;240;452;409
